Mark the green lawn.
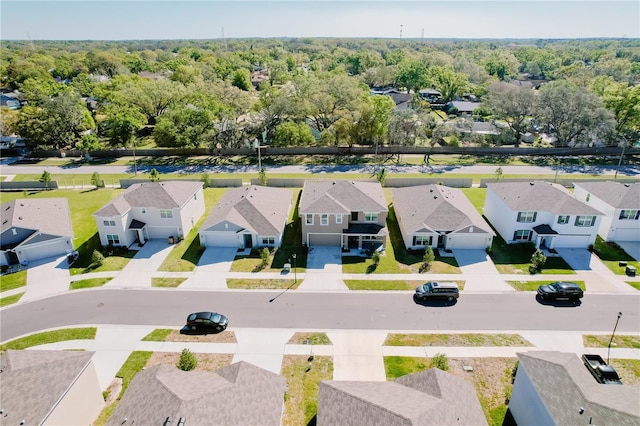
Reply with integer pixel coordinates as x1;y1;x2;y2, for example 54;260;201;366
507;280;585;291
141;329;173;341
384;333;532;347
583;334;640;349
0;292;24;307
593;236;640;275
226;278;300;289
0;270;27;292
281;355;333;426
489;237;574;274
344;280;422;290
626;282;640;291
460;187;487;213
151;277;187;287
69;277;112;290
384;356;429;379
0;327;97;352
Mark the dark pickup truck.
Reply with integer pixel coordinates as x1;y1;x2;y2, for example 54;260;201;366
582;354;623;385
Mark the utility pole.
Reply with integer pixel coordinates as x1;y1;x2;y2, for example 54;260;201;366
615;143;627;179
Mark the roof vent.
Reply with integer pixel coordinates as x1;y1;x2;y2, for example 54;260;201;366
434;196;438;199
430;188;433;192
624;184;630;187
469;226;474;232
529;182;535;185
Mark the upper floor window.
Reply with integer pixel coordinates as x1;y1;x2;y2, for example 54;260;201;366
557;215;570;225
575;216;596;227
103;220;116;227
336;214;343;224
305;214;313;225
619;210;640;220
160;209;173;219
320;214;329;226
364;212;378;222
517;211;536;223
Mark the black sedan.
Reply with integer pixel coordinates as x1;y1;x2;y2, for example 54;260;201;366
180;311;229;334
537;281;584;301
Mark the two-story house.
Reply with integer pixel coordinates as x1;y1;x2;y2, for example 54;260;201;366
572;181;640;243
484;181;603;249
298;180;388;250
93;181;205;247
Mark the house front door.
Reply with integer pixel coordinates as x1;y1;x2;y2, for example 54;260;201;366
243;234;253;249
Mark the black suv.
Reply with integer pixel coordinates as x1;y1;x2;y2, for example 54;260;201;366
180;311;229;334
537;281;584;301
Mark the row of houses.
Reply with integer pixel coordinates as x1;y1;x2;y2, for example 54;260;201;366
2;349;638;425
1;180;638;266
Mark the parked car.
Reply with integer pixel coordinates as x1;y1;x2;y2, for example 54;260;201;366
582;354;623;385
537;281;584;301
414;281;459;302
180;311;229;334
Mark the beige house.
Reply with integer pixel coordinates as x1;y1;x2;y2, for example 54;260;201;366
0;350;104;425
299;180;388;249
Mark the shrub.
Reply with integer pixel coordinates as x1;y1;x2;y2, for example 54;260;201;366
201;172;210;188
371;251;381;265
260;247;270;267
420;246;435;272
91;250;105;267
176;348;197;371
530;249;547;273
431;353;449;371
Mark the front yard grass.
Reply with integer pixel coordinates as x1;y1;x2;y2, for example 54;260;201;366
151;277;187;287
593;236;640;275
0;292;24;307
0;270;27;292
507;280;585;291
489;237;574;274
344;279;423;290
0;327;97;352
287;332;332;345
69;277;112;290
626;281;640;291
226;278;299;289
384;333;532;347
281;355;333;426
610;359;640;385
583;334;640;349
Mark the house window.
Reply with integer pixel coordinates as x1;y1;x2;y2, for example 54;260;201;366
513;230;532;241
364;212;378;222
261;237;275;245
305;214;314;225
103;220;116;227
517;212;536;223
160;209;173;219
619;210;640;220
575;216;596;227
413;235;432;246
107;234;120;245
320;214;329;226
557;215;570;224
336;214;343;224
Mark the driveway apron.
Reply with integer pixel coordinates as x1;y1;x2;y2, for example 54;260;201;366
328;331;387;381
179;247;237;288
298;246;347;291
21;255;70;302
104;240;174;288
231;329;295;374
555;248;635;293
452;249;514;292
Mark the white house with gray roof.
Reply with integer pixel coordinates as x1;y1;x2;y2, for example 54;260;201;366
199;185;293;249
393;184;494;250
0;198;74;266
299;180;388;249
93;181;204;247
484;181;603;249
509;351;640;425
572;181;640;242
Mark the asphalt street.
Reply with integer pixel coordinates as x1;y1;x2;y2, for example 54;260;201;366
1;289;638;342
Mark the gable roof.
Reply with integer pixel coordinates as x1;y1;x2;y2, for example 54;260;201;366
1;198;73;238
516;351;640;424
95;181;203;217
107;361;286;425
573;181;640;209
299;180;387;214
0;350;95;424
319;368;487;425
201;185;292;235
486;181;602;216
393;185;494;235
448;101;481;112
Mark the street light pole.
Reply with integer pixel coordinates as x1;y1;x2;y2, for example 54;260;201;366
607;311;622;364
293;253;297;283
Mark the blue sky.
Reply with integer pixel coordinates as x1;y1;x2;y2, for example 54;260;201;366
1;1;638;40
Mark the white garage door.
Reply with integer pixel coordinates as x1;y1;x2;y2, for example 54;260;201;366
201;232;241;248
448;235;492;250
554;235;592;248
19;240;68;263
613;227;640;242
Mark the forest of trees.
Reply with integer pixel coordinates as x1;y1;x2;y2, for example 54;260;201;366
1;37;638;153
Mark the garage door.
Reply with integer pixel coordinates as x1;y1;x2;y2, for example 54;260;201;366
554;234;592;248
201;232;241;248
19;239;68;263
448;235;492;250
614;227;640;242
308;233;341;246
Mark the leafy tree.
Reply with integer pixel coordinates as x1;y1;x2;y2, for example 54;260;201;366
258;167;267;186
395;59;429;94
484;50;519;80
154;105;218;148
91;171;103;188
39;170;52;188
91;250;105;267
115;78;185;125
77;133;101;156
530;249;547;273
375;167;387;185
260;247;270;267
371;251;381;265
103;104;146;148
231;68;252;91
176;348;197;371
272;121;315;147
421;246;435;272
149;168;160;182
427;65;469;102
201;172;210;188
590;76;640;138
486;82;537;144
431;353;449;371
495;166;503;181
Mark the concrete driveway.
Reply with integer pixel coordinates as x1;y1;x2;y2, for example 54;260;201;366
298;246;347;290
21;255;70;302
105;240;174;288
179;246;238;288
555;248;635;293
452;249;514;292
617;241;640;261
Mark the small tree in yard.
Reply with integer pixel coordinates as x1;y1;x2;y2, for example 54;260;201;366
530;249;547;273
431;353;449;371
91;171;103;188
371;251;381;265
260;247;270;268
177;348;197;371
91;249;105;268
39;170;52;188
201;172;210;188
149;168;160;182
258;167;267;186
495;166;503;181
420;246;435;272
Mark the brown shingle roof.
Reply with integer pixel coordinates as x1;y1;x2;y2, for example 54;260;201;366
95;181;203;216
1;198;73;238
201;185;293;235
0;350;95;424
486;181;602;215
574;181;640;209
107;361;286;426
299;180;387;214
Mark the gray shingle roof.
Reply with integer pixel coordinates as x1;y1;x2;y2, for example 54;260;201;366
1;198;73;238
107;361;286;426
95;181;203;217
318;368;487;425
393;185;494;235
0;350;95;424
201;185;293;235
299;180;387;214
516;351;640;425
486;181;602;215
574;181;640;209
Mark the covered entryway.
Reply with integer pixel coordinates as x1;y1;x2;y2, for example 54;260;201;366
128;219;147;245
532;224;558;249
